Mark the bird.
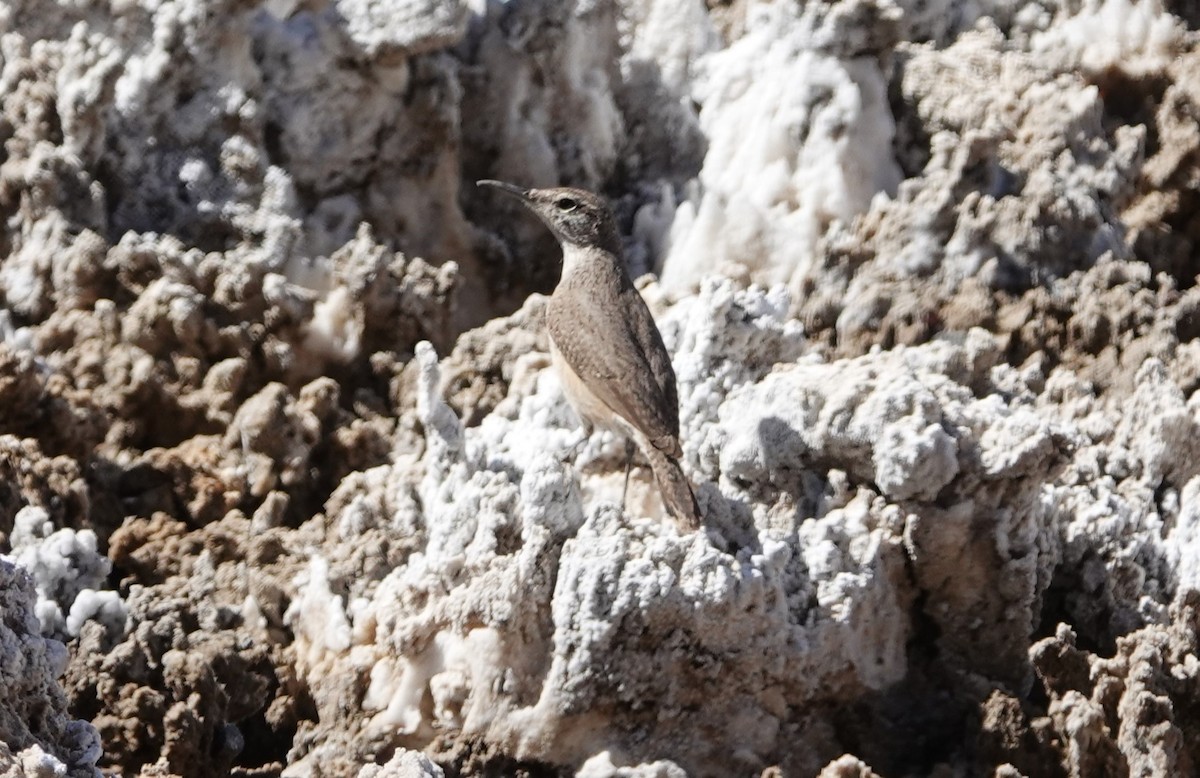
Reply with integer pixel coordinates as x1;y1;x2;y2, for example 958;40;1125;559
477;179;701;531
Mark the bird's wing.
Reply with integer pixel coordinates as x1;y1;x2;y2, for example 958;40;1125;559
623;284;680;426
546;283;682;456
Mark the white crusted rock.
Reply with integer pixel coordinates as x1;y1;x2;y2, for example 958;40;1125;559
653;1;902;293
6;506;126;640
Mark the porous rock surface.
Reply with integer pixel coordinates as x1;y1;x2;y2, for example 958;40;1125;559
2;0;1199;776
0;558;102;777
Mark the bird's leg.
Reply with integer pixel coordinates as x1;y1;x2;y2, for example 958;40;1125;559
562;421;593;463
621;437;636;510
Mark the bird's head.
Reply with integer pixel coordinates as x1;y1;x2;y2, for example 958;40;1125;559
477;180;621;254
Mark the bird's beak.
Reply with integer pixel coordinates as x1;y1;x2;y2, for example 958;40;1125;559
476;179;531;202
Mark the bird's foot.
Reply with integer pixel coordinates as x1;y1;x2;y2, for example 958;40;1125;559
560;426;592;464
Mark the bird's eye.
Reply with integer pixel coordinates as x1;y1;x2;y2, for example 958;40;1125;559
555;197;579;212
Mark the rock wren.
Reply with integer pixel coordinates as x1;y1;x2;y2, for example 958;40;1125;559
477;180;700;531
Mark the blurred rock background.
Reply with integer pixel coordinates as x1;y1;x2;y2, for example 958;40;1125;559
1;0;1198;776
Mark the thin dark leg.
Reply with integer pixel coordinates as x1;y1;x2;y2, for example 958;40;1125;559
563;422;593;462
621;438;636;509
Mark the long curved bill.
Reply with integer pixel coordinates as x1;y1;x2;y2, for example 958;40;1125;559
476;179;531;201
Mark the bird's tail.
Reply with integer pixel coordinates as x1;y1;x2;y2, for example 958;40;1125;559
643;443;701;531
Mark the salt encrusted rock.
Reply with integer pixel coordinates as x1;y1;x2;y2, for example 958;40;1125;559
1032;593;1200;778
355;748;446;778
2;0;1200;775
0;559;102;778
800;24;1149;360
331;0;468;60
6;506;127;640
61;509;303;778
816;754;883;778
0;437;90;542
576;751;688;778
653;0;903;292
715;347;964;503
276;284;1072;772
1029;0;1186;76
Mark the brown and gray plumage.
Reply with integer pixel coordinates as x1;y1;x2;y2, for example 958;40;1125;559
477;179;701;531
